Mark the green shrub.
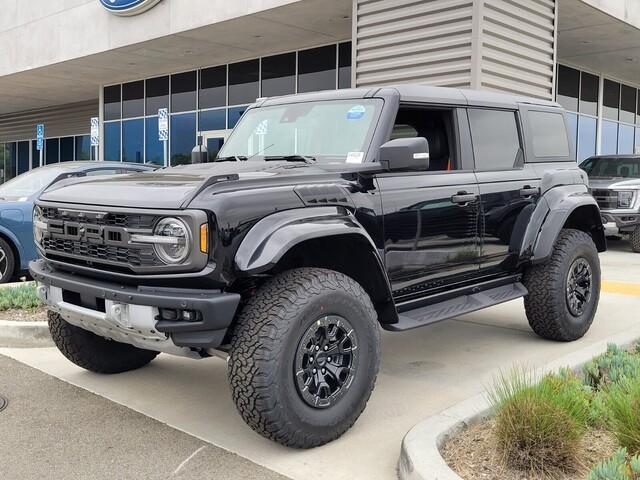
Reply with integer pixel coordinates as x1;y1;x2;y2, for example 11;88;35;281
489;368;591;474
0;283;41;311
606;377;640;454
584;344;640;390
588;448;640;480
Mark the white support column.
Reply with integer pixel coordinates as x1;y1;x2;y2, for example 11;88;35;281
98;85;104;161
596;75;604;155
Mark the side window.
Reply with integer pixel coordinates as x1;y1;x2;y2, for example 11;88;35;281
85;168;123;176
468;109;521;171
390;107;457;171
528;111;570;158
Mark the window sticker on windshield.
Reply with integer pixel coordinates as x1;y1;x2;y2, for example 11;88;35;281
254;119;268;136
347;105;366;120
346;152;364;164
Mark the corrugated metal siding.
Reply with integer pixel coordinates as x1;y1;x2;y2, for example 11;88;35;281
480;0;556;99
0;100;97;142
354;0;475;87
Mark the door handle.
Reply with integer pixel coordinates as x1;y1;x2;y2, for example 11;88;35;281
451;192;478;205
519;186;539;197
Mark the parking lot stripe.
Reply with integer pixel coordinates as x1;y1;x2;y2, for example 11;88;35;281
602;280;640;296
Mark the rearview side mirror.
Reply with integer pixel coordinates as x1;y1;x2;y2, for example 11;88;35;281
379;137;430;172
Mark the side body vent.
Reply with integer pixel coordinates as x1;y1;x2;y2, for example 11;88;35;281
294;184;354;208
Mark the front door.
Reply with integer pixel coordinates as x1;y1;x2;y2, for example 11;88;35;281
201;130;229;162
377;106;481;301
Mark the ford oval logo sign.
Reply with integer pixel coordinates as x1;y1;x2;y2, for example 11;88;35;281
99;0;163;16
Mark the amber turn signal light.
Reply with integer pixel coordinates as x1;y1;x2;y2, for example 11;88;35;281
200;223;208;254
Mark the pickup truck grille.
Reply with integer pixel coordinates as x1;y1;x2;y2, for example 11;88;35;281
39;206;163;273
591;189;618;210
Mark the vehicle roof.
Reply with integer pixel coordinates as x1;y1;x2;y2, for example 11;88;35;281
585;155;640;160
33;161;154;171
258;84;561;109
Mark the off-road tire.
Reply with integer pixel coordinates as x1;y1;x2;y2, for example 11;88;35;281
0;237;15;284
228;268;380;448
48;311;159;373
523;228;600;341
630;225;640;253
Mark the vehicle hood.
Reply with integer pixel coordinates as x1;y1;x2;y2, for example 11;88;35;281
38;161;360;209
588;177;640;190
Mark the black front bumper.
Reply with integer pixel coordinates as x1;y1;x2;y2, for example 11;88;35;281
600;212;640;233
30;259;241;349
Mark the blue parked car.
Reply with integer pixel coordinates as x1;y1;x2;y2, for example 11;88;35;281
0;161;155;283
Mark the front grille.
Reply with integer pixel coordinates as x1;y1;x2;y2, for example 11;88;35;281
39;206;163;273
591;189;618;209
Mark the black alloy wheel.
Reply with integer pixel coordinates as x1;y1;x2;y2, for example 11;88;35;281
294;315;358;409
565;257;593;317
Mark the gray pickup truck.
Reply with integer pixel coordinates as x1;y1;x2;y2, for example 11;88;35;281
581;155;640;251
31;85;605;448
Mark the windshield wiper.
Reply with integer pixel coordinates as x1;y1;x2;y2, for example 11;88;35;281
264;155;317;164
215;155;247;162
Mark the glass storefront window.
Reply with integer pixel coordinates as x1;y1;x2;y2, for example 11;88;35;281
636;128;640;155
60;137;74;162
556;65;579;112
228;106;248;129
146;76;169;115
170;113;196;166
4;143;16;181
104;122;121;161
620;85;637;124
45;138;59;164
75;135;91;160
601;120;618;155
603;79;620;121
338;42;352;89
261;53;295;98
566;113;577;160
17;141;29;174
228;60;259;106
200;66;226;109
122;119;144;163
298;45;337;93
199;109;226;131
618;124;635;154
145;117;164;166
577;115;597;163
579;72;598;116
31;140;39;169
122;80;145;118
104;85;121;121
171;71;197;113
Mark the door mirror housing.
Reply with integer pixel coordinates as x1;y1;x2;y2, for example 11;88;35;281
379;137;430;172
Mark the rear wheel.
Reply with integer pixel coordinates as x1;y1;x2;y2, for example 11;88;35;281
48;312;159;373
523;229;600;341
0;238;15;284
228;268;380;448
630;225;640;253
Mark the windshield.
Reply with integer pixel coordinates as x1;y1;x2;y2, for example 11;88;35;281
218;99;383;163
0;166;69;198
580;157;640;178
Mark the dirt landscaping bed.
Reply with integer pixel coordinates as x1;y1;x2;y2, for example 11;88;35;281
440;344;640;480
0;307;47;322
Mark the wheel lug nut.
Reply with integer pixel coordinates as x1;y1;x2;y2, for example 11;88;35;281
310;357;314;363
327;356;331;362
315;346;320;351
324;346;328;351
313;368;317;374
322;368;326;374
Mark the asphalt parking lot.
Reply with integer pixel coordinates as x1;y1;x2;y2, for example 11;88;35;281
2;241;640;480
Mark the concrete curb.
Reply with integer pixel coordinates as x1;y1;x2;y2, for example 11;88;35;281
398;325;640;480
0;320;52;348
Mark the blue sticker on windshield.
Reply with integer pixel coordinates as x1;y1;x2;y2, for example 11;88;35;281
347;105;366;120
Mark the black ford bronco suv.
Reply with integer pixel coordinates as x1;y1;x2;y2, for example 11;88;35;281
30;85;605;448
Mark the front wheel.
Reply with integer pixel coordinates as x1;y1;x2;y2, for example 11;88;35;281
0;238;15;284
228;268;380;448
630;225;640;253
523;229;600;341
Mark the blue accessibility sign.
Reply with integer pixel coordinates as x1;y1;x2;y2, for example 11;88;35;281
36;124;45;151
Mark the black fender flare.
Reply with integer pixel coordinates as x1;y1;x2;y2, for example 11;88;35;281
235;206;383;274
517;183;605;263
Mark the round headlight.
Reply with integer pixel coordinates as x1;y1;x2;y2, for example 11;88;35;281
33;206;45;244
153;217;191;264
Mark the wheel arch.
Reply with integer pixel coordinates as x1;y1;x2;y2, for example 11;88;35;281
0;227;22;277
234;207;397;325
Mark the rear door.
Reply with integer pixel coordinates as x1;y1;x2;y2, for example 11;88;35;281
469;107;541;273
376;105;481;300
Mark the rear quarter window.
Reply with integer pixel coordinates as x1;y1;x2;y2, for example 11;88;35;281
528;111;570;158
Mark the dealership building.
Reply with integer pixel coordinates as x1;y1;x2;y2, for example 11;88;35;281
0;0;639;180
